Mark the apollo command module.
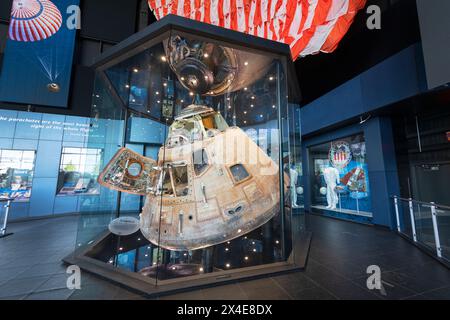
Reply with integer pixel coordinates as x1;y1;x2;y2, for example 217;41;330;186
98;104;286;251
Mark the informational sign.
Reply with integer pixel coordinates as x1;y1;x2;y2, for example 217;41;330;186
0;0;80;108
0;114;97;139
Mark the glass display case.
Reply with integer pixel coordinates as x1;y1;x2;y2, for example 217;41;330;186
65;15;307;295
308;133;373;221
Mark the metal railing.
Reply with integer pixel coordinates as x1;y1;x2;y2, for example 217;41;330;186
0;198;14;239
393;196;450;262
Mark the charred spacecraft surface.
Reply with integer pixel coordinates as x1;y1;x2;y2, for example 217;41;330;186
99;105;283;251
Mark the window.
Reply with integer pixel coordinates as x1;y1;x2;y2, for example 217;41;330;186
201;113;229;132
0;150;36;202
230;164;250;183
57;147;102;196
193;149;209;176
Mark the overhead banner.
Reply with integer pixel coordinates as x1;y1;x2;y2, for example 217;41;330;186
0;0;80;108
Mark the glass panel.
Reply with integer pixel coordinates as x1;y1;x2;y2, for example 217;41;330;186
436;205;450;262
413;202;436;250
399;199;413;239
75;72;126;249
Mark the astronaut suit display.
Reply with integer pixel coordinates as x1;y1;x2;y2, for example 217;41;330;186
289;167;299;208
323;166;340;209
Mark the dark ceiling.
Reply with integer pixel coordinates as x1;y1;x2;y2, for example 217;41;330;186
295;0;421;106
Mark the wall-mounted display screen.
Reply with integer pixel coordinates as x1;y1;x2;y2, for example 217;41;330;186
57;147;102;196
309;133;372;217
0;0;80;108
0;149;36;201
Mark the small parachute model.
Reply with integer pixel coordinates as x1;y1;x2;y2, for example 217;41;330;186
8;0;63;42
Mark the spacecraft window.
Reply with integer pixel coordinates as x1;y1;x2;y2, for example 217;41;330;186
169;118;203;143
200;113;228;132
126;162;142;178
229;164;250;183
193;149;209;176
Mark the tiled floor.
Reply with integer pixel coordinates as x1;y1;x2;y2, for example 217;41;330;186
1;214;450;300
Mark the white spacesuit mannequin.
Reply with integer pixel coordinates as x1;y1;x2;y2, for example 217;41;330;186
322;166;340;209
289;167;299;208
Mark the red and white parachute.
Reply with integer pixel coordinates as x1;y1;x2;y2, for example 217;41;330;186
148;0;366;60
9;0;63;42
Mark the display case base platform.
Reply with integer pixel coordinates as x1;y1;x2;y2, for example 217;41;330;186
63;231;311;298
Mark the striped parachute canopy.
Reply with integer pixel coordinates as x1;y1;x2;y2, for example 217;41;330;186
148;0;367;60
9;0;63;42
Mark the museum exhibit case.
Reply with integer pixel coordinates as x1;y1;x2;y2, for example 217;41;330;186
65;15;307;295
308;133;373;222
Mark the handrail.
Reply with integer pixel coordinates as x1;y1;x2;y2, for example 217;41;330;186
392;195;444;259
390;196;450;210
